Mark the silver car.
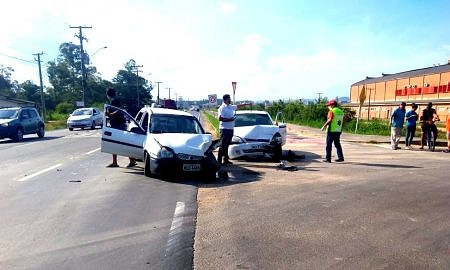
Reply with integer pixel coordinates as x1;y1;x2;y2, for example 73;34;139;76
67;107;103;131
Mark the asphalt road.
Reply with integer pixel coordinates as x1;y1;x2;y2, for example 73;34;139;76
195;126;450;270
0;129;198;270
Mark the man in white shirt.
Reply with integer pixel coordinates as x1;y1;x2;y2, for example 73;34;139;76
217;94;247;165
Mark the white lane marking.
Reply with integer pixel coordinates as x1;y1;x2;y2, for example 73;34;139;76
14;142;39;148
85;148;100;155
17;164;62;182
165;201;185;254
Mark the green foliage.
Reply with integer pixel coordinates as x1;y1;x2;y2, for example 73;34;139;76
55;102;75;114
266;99;330;125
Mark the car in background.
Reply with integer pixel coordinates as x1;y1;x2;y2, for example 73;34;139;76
67;107;103;131
101;105;220;180
0;107;45;141
228;110;286;161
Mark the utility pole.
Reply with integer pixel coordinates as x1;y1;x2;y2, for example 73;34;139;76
166;87;172;100
316;92;323;102
155;81;163;105
130;64;143;107
70;25;92;107
33;52;45;121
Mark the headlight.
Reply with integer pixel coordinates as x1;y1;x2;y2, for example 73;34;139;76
271;133;282;144
1;122;9;127
157;147;174;158
232;135;244;144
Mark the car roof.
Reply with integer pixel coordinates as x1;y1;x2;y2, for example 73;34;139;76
235;110;269;115
0;107;33;110
142;107;194;117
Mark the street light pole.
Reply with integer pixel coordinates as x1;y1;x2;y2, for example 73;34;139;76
155;81;163;105
90;46;107;60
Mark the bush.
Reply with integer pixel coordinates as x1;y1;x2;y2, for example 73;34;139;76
55;102;74;114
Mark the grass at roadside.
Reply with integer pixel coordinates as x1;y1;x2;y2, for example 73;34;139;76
202;111;219;138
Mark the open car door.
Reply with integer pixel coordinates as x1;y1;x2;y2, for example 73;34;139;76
101;105;146;160
275;111;287;145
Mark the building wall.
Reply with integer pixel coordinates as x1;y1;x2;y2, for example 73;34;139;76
349;70;450;122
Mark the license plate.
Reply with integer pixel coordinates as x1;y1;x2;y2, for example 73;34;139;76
183;164;201;171
251;144;265;150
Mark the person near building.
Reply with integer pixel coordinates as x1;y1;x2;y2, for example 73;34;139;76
321;99;344;163
405;103;418;149
389;102;406;150
217;94;248;165
105;87;137;168
419;102;440;149
445;108;450;153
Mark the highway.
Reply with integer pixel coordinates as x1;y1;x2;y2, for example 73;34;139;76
0;129;197;270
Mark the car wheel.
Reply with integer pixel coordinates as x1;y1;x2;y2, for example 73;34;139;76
91;121;96;130
272;145;282;162
14;128;24;141
144;152;152;177
37;125;45;138
69;127;73;131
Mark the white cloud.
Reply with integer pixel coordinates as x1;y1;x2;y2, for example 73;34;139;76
218;1;237;13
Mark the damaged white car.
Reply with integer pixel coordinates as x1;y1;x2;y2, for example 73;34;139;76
228;111;286;161
101;105;220;179
228;110;287;161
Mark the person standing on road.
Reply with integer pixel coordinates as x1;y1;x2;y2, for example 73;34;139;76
321;99;344;163
105;87;137;168
419;102;440;149
389;102;406;150
217;94;247;165
405;103;418;149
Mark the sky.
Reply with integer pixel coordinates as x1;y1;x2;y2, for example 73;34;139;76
1;0;450;102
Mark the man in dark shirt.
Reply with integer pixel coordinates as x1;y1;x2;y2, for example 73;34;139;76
419;102;440;149
105;88;137;168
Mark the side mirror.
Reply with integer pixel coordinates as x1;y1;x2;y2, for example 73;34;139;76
279;124;286;128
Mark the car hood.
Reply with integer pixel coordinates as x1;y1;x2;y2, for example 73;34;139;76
234;125;279;141
0;119;14;125
152;133;212;156
68;115;91;121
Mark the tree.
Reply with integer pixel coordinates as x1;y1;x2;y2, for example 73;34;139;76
0;65;19;97
112;59;152;115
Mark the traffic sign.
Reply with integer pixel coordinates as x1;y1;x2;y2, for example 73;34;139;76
208;94;217;105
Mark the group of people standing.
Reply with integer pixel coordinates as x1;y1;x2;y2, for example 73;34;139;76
390;101;450;152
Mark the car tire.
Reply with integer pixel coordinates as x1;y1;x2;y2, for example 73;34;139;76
144;152;152;177
91;121;95;130
37;125;45;138
69;128;73;131
14;128;24;141
272;145;282;162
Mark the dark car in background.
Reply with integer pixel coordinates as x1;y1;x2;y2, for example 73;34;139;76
0;107;45;141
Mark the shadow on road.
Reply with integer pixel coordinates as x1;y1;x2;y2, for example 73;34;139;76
345;162;422;169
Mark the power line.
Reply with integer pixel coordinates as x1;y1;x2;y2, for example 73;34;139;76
0;52;34;64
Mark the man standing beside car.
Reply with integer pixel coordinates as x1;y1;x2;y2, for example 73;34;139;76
105;87;137;168
321;99;345;163
217;94;247;165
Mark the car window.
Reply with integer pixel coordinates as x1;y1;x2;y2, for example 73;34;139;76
135;111;144;123
73;108;93;116
28;109;38;118
150;114;204;134
141;112;149;131
0;109;19;119
235;113;273;127
20;110;30;119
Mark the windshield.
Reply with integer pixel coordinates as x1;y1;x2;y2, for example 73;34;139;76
235;113;273;127
150;114;204;134
72;108;93;116
0;109;19;119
